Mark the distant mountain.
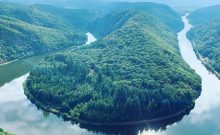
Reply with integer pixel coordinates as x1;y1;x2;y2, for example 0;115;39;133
92;2;183;34
0;0;104;8
189;5;220;25
1;0;220;9
145;0;220;8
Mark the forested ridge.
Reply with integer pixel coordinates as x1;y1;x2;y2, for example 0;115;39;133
25;3;201;123
0;2;104;64
188;5;220;76
95;2;184;32
89;2;183;38
0;15;86;63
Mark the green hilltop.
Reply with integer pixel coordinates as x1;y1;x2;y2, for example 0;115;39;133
24;3;201;123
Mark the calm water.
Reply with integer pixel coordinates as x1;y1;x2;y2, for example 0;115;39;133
86;32;97;45
0;17;220;135
141;15;220;135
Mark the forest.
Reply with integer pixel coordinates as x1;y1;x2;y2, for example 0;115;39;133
0;2;104;64
188;5;220;75
25;3;201;123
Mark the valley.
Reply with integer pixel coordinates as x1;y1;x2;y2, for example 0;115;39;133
188;5;220;78
0;1;220;135
24;3;201;124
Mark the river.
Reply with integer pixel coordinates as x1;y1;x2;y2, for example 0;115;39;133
86;32;97;45
0;33;98;135
0;17;220;135
140;15;220;135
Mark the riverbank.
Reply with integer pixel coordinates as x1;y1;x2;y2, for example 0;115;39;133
24;82;192;127
78;108;188;126
0;32;97;87
192;44;220;79
0;56;44;87
0;59;18;67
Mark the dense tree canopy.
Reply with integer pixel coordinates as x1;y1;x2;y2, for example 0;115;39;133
189;5;220;25
0;2;104;64
188;5;220;75
90;2;183;38
25;5;201;123
0;16;86;63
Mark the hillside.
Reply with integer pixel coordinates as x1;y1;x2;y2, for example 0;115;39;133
0;2;105;64
0;15;86;64
188;5;220;76
189;5;220;25
0;2;103;31
89;2;183;38
25;3;201;123
94;2;183;32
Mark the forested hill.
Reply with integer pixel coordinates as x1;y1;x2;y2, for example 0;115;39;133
189;5;220;25
0;2;103;64
25;3;201;123
89;2;183;38
93;2;183;33
188;5;220;76
0;2;103;31
0;15;85;64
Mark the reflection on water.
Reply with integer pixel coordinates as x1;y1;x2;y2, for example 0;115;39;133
0;33;190;134
1;19;220;135
80;111;189;135
0;74;94;135
141;15;220;135
178;16;220;115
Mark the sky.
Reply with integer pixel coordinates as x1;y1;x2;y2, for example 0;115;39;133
2;0;220;9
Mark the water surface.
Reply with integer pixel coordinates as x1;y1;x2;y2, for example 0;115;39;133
141;15;220;135
0;33;98;135
86;32;97;45
1;18;220;135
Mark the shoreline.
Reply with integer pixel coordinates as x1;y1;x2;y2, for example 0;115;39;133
0;59;18;67
24;83;189;127
191;42;220;79
78;108;187;126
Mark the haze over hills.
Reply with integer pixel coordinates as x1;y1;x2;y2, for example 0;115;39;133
1;0;220;9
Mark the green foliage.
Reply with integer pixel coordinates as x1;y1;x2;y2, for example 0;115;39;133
0;128;14;135
189;5;220;25
25;7;201;123
0;2;107;64
95;2;184;33
0;2;104;31
88;10;135;38
0;15;86;64
188;6;220;74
